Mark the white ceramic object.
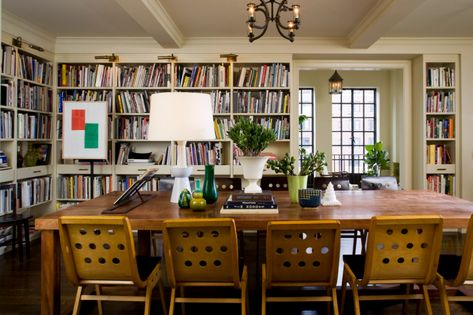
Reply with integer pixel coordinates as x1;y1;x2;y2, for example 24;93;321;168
321;182;341;206
239;156;268;193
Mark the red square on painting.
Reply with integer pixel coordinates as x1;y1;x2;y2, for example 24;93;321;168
71;109;85;130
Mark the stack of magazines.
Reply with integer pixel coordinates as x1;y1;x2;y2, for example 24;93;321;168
220;191;278;214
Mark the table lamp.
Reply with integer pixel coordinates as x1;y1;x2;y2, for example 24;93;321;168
148;92;215;203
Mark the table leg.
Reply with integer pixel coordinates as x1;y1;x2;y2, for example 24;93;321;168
23;219;31;257
41;230;61;315
137;230;151;256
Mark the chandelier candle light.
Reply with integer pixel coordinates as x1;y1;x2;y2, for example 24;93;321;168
247;0;300;42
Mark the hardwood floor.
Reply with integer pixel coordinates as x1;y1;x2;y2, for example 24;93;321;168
1;233;473;314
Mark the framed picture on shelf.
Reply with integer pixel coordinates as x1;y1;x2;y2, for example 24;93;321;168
62;101;108;159
34;144;51;165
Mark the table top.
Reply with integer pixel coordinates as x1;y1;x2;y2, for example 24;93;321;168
35;190;473;231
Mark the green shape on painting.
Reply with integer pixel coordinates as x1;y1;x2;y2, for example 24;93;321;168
84;123;99;149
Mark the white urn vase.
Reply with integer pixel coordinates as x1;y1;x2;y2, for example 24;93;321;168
239;156;268;193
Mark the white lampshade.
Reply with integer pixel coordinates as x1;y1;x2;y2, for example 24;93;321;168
148;92;215;141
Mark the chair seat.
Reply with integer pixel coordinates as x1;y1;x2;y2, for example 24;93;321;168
136;256;161;282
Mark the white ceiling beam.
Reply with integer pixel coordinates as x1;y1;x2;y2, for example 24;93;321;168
348;0;428;49
113;0;184;48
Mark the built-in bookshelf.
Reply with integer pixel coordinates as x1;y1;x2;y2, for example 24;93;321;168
413;55;460;195
0;36;55;253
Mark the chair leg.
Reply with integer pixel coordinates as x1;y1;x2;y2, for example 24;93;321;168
422;284;433;315
352;230;358;255
23;219;31;258
241;279;247;315
11;224;17;256
332;287;339;315
340;269;347;315
402;284;411;315
351;282;361;315
144;282;153;315
95;285;103;315
262;265;267;315
326;288;332;315
435;275;451;315
169;288;176;315
158;279;167;315
72;286;83;315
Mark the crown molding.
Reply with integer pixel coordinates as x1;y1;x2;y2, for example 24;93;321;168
2;10;56;53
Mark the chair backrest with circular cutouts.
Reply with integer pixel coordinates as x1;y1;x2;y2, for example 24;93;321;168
163;218;240;287
362;215;443;286
59;216;142;286
266;220;340;287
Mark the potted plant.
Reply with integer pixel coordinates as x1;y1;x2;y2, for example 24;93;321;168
364;141;391;176
267;149;327;202
227;117;276;193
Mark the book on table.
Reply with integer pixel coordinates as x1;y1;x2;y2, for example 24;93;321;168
220;190;278;214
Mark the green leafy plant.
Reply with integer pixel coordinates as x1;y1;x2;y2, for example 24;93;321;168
227;117;276;156
364;141;391;176
267;149;327;176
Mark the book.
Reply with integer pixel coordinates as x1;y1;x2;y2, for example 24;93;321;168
220;207;278;214
222;191;277;210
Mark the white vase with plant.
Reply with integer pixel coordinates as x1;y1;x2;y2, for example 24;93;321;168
267;149;327;202
227;117;276;193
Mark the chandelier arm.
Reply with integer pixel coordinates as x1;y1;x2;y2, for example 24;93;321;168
248;4;270;42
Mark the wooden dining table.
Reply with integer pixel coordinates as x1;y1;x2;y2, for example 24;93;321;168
35;189;473;315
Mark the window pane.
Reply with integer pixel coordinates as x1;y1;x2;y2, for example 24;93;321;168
354;90;363;103
332;104;341;117
341;118;351;130
332;146;341;155
365;90;374;103
301;117;312;130
341;104;352;117
353;118;363;131
353;145;364;155
301;103;312;115
342;90;351;103
332;118;341;131
331;93;341;103
342;132;352;145
365;118;375;131
301;90;312;103
364;132;375;144
342;146;352;155
353;132;363;145
332;132;341;145
301;133;312;145
353;104;363;117
365;104;375;117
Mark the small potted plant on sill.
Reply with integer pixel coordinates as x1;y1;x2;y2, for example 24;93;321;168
267;148;327;202
227;117;276;193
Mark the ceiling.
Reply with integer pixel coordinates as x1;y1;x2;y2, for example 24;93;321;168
3;0;473;48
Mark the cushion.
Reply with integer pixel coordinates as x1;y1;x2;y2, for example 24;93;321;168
361;176;398;190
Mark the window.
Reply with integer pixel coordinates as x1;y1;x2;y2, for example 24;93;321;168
299;88;314;154
332;88;377;174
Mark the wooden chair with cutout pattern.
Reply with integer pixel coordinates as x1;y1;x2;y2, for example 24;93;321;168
262;220;341;315
163;218;248;315
435;214;473;315
58;216;167;315
341;215;443;315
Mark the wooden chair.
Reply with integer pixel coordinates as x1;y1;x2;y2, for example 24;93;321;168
341;215;443;315
163;218;248;315
262;220;341;315
435;214;473;315
58;216;167;315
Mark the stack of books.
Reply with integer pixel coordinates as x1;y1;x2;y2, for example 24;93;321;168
220;191;278;214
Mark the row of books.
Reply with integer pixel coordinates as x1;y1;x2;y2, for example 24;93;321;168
117;176;159;191
235;64;289;88
233;90;290;114
0;80;15;106
426;174;455;195
116;64;170;87
59;64;113;87
175;64;228;88
426;144;452;165
0;110;13;139
426;66;455;87
213;118;232;140
57;90;112;113
426;91;455;113
17;81;52;112
255;117;290;140
115;116;149;140
211;90;231;114
57;175;112;200
185;142;223;165
1;45;16;76
116;143;131;165
221;191;278;213
425;117;454;139
17;113;52;139
18;53;53;85
18;176;51;208
116;91;151;113
0;185;14;216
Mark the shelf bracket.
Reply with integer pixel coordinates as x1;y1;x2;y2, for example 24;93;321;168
94;53;119;62
220;53;238;62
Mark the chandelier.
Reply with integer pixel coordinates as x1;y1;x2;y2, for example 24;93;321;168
246;0;301;42
329;70;343;94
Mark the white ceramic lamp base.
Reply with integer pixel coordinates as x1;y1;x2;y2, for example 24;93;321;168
170;166;193;203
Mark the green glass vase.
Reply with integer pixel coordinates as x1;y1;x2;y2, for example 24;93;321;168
202;164;218;204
